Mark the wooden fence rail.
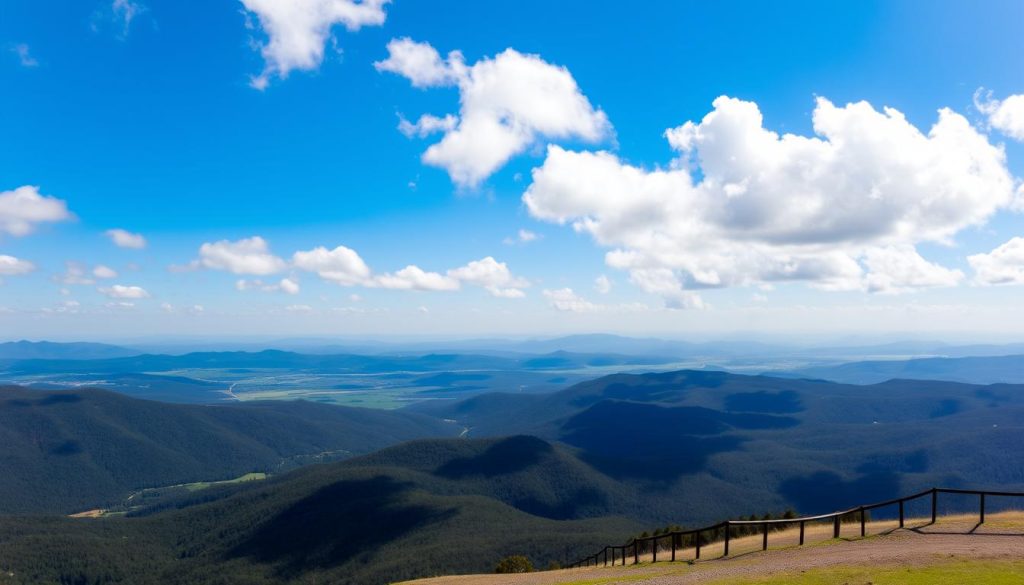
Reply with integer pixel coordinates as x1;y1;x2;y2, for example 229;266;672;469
567;487;1024;569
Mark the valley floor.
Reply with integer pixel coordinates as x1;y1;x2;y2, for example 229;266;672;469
402;513;1024;584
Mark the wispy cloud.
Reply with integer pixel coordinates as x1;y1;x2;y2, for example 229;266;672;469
10;44;38;68
92;0;146;39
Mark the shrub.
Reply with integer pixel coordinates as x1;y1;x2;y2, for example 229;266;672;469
495;555;534;574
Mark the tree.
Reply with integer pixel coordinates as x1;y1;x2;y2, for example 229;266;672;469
495;555;534;574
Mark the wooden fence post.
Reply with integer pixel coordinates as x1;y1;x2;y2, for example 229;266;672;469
564;487;1024;570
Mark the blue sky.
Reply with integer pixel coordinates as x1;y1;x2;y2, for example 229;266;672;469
2;0;1024;341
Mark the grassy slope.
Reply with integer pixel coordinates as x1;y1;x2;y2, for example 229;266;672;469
400;512;1024;585
712;560;1024;585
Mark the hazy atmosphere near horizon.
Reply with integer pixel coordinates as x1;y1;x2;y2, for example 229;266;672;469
4;2;1024;585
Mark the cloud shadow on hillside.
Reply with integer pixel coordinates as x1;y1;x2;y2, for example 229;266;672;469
779;470;901;514
724;390;804;414
231;476;456;575
435;436;553;478
560;400;799;481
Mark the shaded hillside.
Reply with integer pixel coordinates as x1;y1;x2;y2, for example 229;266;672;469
784;354;1024;385
0;386;458;514
0;437;639;585
410;370;1024;521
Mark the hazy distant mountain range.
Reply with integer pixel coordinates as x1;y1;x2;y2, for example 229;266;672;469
0;348;672;376
783;354;1024;385
0;340;141;360
11;335;1024;360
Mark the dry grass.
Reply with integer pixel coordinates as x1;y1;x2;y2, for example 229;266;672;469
398;511;1024;585
67;508;105;518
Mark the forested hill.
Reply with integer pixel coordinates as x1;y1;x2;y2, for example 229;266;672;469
0;436;639;585
409;370;1024;522
0;385;458;514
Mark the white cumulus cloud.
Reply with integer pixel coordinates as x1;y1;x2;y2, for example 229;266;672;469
0;186;73;237
863;246;964;294
292;245;371;285
99;284;150;299
0;255;34;277
524;96;1016;306
543;288;598;312
975;89;1024;142
293;244;527;296
198;236;287;275
376;38;611;187
278;277;300;294
105;228;147;249
374;265;459;291
92;265;118;279
969;237;1024;285
447;256;528;297
236;277;300;294
242;0;389;89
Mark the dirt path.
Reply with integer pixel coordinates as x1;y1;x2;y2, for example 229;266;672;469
401;513;1024;585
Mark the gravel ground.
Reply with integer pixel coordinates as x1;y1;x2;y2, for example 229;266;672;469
400;514;1024;585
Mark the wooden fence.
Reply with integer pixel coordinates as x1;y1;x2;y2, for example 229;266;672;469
567;487;1024;569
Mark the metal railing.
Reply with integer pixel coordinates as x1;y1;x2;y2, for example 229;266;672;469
568;487;1024;568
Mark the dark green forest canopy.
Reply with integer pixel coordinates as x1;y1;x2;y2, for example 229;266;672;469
3;369;1024;584
0;385;458;514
